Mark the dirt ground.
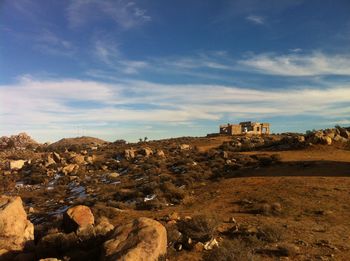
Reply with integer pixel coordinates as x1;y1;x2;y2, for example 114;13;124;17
114;147;350;260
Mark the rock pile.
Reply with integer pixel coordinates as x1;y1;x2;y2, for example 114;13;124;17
0;197;168;261
306;126;350;145
0;133;38;150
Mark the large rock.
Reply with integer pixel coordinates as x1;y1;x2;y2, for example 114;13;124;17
62;164;79;175
69;154;86;165
320;136;332;145
7;160;26;170
179;144;190;150
52;152;61;163
124;149;136;160
45;155;56;167
63;205;94;232
156;149;165;158
336;126;350;139
333;135;348;143
101;217;167;261
0;196;34;251
140;147;153;157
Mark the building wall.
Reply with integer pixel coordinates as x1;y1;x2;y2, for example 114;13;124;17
231;124;242;135
220;122;270;135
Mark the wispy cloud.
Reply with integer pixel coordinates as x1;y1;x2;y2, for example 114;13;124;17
93;38;148;74
1;75;349;141
67;0;151;29
246;15;265;25
238;52;350;76
34;29;75;56
289;48;302;53
86;50;350;80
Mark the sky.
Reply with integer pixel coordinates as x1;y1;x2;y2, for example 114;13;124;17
0;0;350;142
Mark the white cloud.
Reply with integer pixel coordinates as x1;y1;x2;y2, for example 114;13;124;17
1;76;350;141
246;15;265;25
93;38;148;74
239;52;350;76
34;29;75;56
289;48;302;53
67;0;151;29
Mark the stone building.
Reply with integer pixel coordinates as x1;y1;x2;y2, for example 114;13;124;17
220;121;270;135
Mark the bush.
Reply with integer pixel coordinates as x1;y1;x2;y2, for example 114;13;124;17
257;225;283;243
204;239;255;261
177;214;218;242
161;182;186;203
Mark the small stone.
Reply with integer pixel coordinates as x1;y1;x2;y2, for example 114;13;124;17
108;172;120;179
63;205;94;232
168;212;180;221
204;238;219;250
194;242;204;252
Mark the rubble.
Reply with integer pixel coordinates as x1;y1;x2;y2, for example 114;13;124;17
0;133;38;150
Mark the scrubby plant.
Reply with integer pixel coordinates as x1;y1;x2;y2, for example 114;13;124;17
177;214;218;242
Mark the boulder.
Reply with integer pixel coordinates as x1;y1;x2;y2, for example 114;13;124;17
124;149;136;160
336;126;350;139
69;154;85;165
101;217;167;261
155;149;165;158
52;152;61;163
95;217;115;237
179;144;190;150
85;155;96;164
0;196;34;251
62;164;79;175
63;205;94;232
7;160;26;170
297;135;305;143
320;136;332;145
333;135;348;143
140;147;153;157
45;155;56;167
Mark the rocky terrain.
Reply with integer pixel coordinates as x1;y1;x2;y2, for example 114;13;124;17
0;126;350;260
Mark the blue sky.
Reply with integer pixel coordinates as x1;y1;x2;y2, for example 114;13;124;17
1;0;350;142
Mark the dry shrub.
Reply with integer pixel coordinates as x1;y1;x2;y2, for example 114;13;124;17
204;239;257;261
257;225;283;243
161;182;187;203
177;214;218;242
248;202;282;216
